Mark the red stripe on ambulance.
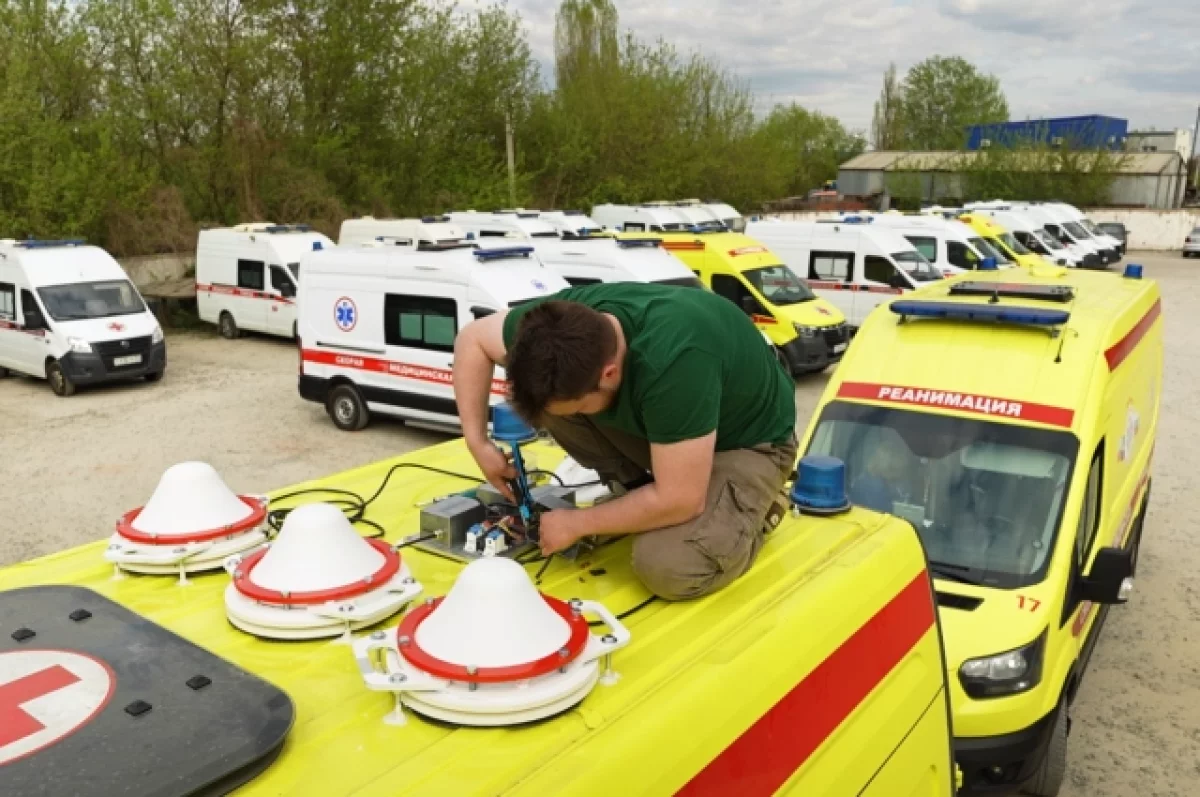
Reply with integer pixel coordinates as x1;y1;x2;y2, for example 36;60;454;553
1104;299;1160;371
678;571;936;796
197;283;293;305
302;349;507;396
838;381;1075;428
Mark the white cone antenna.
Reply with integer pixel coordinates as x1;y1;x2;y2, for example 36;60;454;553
353;558;633;727
223;502;422;641
104;461;268;580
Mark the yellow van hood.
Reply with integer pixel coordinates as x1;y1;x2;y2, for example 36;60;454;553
774;298;845;327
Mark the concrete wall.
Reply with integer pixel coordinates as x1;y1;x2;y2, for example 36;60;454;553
118;253;194;288
1086;209;1200;250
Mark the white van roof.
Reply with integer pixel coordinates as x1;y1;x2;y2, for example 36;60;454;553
533;237;695;282
201;224;334;260
536;211;604;237
668;203;726;230
591;203;692;231
749;219;920;255
446;211;559;240
339;216;468;248
0;239;129;288
301;244;569;307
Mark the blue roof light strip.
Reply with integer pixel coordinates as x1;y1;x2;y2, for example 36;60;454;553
473;246;535;261
890;300;1070;326
15;239;86;248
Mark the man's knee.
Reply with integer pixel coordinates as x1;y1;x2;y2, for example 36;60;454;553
630;518;758;601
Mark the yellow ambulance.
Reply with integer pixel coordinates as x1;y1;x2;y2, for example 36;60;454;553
800;260;1162;795
957;213;1050;270
625;231;851;375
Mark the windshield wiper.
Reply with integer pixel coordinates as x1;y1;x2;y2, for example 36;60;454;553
928;562;985;586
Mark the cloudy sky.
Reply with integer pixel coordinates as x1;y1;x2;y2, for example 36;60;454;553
491;0;1200;138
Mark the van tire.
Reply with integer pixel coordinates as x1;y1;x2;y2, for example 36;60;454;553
1022;704;1068;797
773;346;794;375
47;361;76;397
218;312;240;339
327;384;369;431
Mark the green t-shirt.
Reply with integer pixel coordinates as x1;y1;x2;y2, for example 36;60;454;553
502;282;795;451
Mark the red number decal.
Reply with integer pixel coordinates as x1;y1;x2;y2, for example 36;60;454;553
1017;595;1041;612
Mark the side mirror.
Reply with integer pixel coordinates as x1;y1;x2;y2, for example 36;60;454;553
1078;546;1134;605
23;310;46;330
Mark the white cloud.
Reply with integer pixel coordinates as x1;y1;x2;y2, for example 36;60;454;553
485;0;1200;135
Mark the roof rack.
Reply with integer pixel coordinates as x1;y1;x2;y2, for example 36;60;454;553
419;241;475;252
948;281;1075;303
261;224;313;234
11;238;87;249
891;300;1070;328
473;246;535;261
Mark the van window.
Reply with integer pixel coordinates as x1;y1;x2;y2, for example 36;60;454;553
238;259;265;291
742;266;814;305
623;223;646;232
564;277;603;286
906;236;938;262
863;256;899;285
1074;446;1104;565
0;282;14;320
270;266;296;298
809;251;852;281
946;241;978;271
20;290;45;328
471;306;496;320
288;262;301;279
711;274;766;315
384;294;457;352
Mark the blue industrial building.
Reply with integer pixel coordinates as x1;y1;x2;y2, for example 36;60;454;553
965;115;1129;151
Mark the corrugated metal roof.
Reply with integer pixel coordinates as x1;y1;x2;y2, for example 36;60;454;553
841;150;1184;175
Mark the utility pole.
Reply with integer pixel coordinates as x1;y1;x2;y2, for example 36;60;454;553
505;112;517;208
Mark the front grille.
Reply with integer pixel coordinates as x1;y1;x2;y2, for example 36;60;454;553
822;323;848;348
94;335;152;370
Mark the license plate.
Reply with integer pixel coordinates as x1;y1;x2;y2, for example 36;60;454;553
832;343;847;354
113;354;142;366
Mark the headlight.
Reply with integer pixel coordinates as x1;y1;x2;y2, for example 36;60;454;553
67;336;92;354
793;324;818;338
152;325;164;344
959;630;1046;699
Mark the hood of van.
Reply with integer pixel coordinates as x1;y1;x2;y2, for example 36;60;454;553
53;312;160;342
773;297;845;327
934;580;1052;673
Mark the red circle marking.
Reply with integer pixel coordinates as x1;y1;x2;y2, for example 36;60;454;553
0;649;117;767
115;496;266;545
398;595;589;683
334;296;357;331
233;537;401;605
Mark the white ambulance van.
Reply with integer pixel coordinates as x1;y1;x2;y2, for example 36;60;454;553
664;200;727;231
534;236;704;288
745;218;943;328
1047;202;1123;261
339;216;467;249
196;223;333;340
297;243;569;431
1010;204;1107;268
702;200;746;232
966;205;1083;267
446;211;560;241
867;214;999;274
0;238;165;396
591;203;692;233
538;210;606;238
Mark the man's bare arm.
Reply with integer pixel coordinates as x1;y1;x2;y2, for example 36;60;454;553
453;311;510;450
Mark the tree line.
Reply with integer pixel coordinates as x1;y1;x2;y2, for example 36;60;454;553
0;0;865;256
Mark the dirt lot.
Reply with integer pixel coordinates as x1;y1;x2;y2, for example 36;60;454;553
0;252;1196;795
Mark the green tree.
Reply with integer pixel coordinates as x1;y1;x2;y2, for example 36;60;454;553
896;56;1007;150
870;63;903;150
753;104;865;199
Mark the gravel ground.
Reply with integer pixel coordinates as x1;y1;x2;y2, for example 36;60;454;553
0;252;1195;794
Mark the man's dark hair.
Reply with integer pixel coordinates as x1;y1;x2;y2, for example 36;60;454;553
506;300;618;422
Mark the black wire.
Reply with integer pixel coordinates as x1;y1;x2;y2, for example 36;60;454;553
588;596;658;626
534;554;555;583
392;532;439;549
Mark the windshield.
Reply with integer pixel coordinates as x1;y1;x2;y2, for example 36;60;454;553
1082;220;1105;237
970;237;1011;265
37;279;145;321
742;265;815;305
288;262;300;279
807;401;1078;587
654;276;705;290
891;250;941;282
998;231;1030;255
1035;230;1064;250
1097;223;1124;238
1064;222;1090;239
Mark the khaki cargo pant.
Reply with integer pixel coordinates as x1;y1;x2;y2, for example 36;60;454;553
542;415;798;601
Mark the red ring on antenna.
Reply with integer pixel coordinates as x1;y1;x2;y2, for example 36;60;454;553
115;496;267;545
232;538;401;606
397;595;589;683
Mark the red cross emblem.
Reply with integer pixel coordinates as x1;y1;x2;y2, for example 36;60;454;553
107;322;125;332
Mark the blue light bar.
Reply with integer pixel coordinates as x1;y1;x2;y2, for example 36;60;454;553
15;238;86;248
840;215;874;224
891;300;1070;326
264;224;312;233
616;238;662;248
473;246;535;261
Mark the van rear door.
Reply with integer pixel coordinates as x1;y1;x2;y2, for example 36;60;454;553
268;265;298;337
235;258;269;332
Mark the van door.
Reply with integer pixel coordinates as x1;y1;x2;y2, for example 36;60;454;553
13;289;52;376
807;250;855;322
268;265;298;337
375;291;460;419
1066;445;1105;658
0;280;20;370
235;258;269;332
857;256;908;323
710;273;772;321
946;241;980;271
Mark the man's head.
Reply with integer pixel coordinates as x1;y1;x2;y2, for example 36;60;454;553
506;300;622;422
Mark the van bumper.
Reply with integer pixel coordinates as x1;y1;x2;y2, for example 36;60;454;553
59;342;167;384
954;709;1057;792
1082;252;1102;268
299;375;330;404
781;325;848;374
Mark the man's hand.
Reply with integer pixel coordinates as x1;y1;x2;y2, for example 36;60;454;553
469;440;517;502
538;509;580;556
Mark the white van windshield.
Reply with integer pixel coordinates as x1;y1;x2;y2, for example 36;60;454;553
997;231;1030;255
743;265;815;305
1081;220;1106;237
892;251;941;282
38;280;145;321
970;237;1011;265
808;401;1078;588
1064;222;1090;240
1035;230;1065;250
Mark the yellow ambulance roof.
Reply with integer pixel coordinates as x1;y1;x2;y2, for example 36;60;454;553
830;265;1161;432
626;231;785;271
